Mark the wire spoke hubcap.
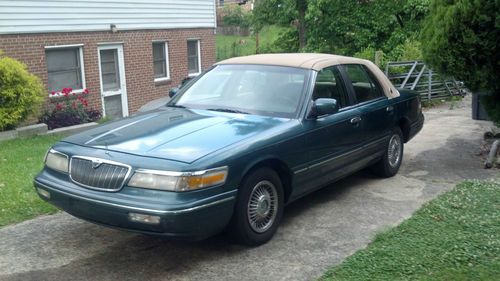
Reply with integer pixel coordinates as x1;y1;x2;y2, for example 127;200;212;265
388;134;401;168
247;180;278;233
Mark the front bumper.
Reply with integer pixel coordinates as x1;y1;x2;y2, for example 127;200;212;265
34;177;237;240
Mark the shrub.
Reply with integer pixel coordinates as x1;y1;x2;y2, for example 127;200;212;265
389;39;423;62
222;5;251;28
39;88;102;130
273;28;300;53
421;0;499;123
0;51;45;131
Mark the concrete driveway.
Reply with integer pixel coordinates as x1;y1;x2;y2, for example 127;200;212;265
0;96;498;281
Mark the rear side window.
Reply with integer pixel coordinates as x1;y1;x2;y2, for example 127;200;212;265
343;64;383;103
312;66;349;108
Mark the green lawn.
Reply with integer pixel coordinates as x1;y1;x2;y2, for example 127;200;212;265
320;180;500;281
0;135;62;226
216;25;288;61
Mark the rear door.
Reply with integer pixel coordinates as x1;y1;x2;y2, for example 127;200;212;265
340;64;392;155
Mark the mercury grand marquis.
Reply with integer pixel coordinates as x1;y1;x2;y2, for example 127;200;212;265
35;54;424;246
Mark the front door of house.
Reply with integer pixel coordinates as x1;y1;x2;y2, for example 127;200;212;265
98;44;128;119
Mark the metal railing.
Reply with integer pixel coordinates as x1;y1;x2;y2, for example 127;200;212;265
385;61;466;101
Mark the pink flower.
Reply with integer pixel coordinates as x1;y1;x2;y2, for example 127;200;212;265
55;103;63;111
83;88;89;95
51;91;56;96
61;88;73;96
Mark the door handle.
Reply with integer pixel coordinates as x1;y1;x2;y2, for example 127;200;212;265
386;105;394;112
350;116;362;124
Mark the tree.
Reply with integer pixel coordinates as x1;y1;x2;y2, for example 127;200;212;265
421;0;500;123
252;0;310;50
306;0;430;56
222;5;251;28
251;0;430;60
296;0;308;49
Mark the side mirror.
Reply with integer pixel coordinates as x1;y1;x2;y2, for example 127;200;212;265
180;76;193;87
168;87;180;98
309;98;339;118
169;77;193;98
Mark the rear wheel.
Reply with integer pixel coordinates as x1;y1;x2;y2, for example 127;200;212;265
231;167;284;246
371;127;404;177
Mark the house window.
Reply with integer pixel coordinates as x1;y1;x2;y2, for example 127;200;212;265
187;40;201;76
45;46;85;93
152;42;170;80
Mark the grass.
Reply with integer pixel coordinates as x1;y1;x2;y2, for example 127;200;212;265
320;181;500;281
216;25;288;61
0;135;62;227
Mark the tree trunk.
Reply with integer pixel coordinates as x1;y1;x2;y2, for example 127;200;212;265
255;31;260;54
297;0;307;50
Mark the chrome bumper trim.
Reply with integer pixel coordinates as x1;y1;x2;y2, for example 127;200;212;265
34;180;236;215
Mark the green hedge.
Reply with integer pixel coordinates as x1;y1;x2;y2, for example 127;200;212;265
0;52;45;131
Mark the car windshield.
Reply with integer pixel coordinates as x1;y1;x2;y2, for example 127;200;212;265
170;64;310;118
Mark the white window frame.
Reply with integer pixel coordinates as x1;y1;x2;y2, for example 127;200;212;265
152;41;170;82
44;44;86;97
187;39;202;77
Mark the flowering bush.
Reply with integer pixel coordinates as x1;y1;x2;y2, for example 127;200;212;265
39;88;101;130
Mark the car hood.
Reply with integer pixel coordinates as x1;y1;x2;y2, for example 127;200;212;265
63;108;290;163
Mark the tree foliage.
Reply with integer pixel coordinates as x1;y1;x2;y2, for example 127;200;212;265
252;0;430;60
306;0;430;55
222;5;251;28
421;0;499;123
252;0;298;29
421;0;499;92
252;0;308;48
0;51;45;131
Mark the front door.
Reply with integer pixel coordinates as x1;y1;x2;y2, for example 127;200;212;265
293;66;364;196
98;44;128;119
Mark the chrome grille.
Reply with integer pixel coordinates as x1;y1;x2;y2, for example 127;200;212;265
70;157;130;191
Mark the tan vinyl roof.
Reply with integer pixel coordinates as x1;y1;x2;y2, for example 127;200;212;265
217;53;366;71
217;53;400;99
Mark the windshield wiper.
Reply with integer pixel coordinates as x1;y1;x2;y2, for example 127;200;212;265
207;108;249;114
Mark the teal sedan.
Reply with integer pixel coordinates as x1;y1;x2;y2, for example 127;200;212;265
34;54;424;246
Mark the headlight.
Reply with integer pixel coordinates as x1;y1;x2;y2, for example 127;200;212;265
45;149;69;173
128;166;228;192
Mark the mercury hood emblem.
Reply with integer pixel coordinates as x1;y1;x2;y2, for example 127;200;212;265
91;159;103;169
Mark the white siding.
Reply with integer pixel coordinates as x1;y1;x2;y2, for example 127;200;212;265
0;0;216;34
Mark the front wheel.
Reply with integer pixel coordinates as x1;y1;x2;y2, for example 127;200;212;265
230;167;284;246
371;127;404;177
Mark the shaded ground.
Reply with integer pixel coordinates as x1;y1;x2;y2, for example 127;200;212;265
0;95;498;281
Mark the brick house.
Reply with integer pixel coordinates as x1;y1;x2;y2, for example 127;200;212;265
0;0;217;119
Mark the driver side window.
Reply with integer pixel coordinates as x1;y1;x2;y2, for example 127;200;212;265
312;66;349;108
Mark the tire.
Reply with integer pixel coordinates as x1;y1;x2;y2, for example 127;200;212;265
371;127;404;178
230;167;284;246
